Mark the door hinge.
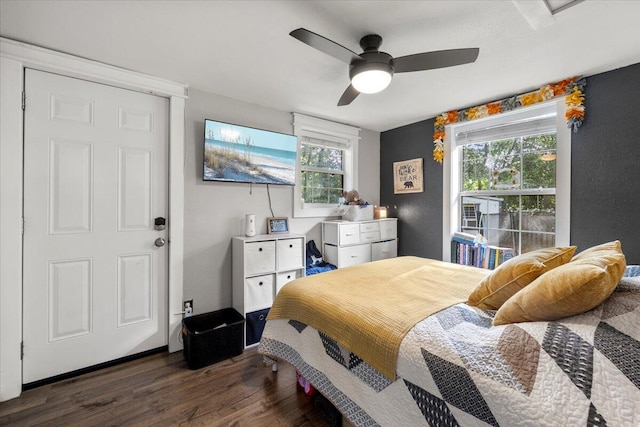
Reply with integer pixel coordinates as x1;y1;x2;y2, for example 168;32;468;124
21;341;24;360
22;91;26;110
21;217;25;235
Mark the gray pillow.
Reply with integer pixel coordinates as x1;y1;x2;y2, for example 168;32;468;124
624;265;640;277
616;265;640;292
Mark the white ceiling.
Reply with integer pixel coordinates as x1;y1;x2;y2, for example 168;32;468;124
2;0;640;132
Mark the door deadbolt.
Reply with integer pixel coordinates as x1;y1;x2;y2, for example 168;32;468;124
154;237;166;247
154;217;166;231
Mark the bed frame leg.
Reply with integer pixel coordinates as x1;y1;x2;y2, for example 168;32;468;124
272;361;279;372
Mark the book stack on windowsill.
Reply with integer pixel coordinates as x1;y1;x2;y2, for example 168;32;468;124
451;232;514;270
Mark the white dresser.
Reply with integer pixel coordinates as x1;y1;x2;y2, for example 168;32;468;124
232;233;306;347
322;219;398;268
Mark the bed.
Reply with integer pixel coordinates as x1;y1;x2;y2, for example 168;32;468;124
257;250;640;426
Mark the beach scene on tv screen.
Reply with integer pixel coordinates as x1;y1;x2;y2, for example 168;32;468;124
204;120;297;185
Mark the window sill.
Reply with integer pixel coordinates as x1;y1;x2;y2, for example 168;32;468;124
293;204;346;219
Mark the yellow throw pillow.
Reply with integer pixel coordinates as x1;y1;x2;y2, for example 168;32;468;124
494;241;626;325
467;246;577;310
572;240;623;260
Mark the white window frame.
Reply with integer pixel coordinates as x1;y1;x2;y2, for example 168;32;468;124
292;113;360;218
442;99;571;261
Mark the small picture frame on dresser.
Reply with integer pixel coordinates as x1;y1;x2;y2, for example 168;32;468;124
267;217;289;234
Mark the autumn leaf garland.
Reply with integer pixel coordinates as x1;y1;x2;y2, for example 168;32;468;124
565;81;586;132
432;76;587;163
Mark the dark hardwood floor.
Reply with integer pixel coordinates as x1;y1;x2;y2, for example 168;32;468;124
0;348;329;426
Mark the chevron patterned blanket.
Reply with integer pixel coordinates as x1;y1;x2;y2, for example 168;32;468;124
258;267;640;426
267;256;490;380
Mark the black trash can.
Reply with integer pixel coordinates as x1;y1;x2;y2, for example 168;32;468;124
182;308;244;369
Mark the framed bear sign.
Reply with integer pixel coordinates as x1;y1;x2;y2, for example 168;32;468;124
393;158;424;194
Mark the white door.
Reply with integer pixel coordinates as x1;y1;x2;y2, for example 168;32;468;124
22;69;169;383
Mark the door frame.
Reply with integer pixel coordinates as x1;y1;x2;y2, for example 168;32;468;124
0;37;187;401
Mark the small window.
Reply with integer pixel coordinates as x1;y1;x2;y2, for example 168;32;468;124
293;113;359;218
300;143;344;205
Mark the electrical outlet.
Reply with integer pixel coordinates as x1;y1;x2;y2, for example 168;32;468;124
184;299;193;316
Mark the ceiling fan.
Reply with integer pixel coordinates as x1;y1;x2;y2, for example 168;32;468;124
290;28;479;106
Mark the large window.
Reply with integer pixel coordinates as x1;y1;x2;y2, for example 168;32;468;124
443;101;570;260
461;128;557;254
293;113;359;218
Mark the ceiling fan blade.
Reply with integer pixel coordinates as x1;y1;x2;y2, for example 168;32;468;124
338;85;360;106
290;28;360;64
394;48;479;73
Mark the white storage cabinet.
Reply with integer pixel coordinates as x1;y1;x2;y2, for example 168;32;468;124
232;234;305;347
322;219;397;268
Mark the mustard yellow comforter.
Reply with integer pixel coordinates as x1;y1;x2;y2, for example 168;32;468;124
267;256;490;379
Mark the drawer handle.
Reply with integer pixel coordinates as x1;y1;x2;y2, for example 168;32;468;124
259;281;264;286
259;315;265;321
345;233;355;236
289;244;293;248
287;275;291;279
350;255;358;258
259;247;263;252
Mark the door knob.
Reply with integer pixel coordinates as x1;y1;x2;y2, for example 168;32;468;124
154;237;166;247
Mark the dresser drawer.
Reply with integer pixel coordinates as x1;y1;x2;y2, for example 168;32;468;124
245;274;274;312
360;231;381;243
277;238;304;271
276;270;298;294
244;241;276;276
360;222;379;233
245;308;269;346
338;223;361;246
372;240;397;261
379;220;397;241
323;221;361;246
338;244;371;268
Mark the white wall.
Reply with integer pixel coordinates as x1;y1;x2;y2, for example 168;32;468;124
183;89;380;313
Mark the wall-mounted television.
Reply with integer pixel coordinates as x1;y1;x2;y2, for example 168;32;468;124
203;119;297;185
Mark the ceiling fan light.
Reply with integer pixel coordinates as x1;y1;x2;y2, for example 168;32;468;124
351;69;392;94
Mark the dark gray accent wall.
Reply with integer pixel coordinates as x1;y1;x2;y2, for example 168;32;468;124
380;119;443;259
571;63;640;263
381;62;640;264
